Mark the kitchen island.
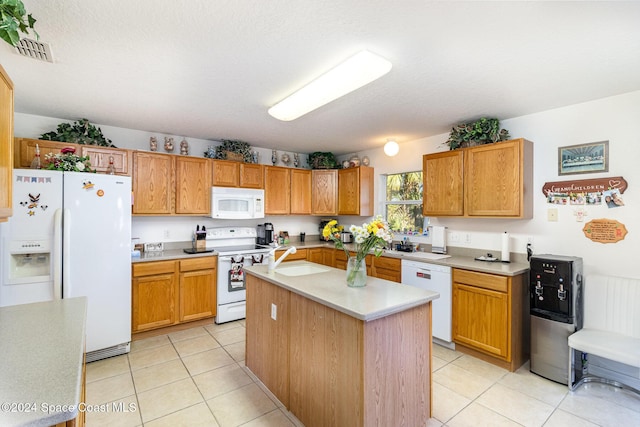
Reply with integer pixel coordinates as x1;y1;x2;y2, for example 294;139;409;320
0;298;87;427
244;261;439;427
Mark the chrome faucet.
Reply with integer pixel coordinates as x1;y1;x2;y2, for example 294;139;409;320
268;246;297;273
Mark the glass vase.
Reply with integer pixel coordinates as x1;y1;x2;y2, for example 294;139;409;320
346;256;367;287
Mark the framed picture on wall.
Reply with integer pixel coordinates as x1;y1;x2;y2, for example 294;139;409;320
558;141;609;176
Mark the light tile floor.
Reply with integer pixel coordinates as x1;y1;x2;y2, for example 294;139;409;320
85;320;640;426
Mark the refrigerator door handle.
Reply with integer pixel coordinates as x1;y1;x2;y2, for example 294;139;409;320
62;208;71;299
53;208;63;300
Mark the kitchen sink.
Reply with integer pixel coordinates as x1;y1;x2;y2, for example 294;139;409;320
276;265;330;276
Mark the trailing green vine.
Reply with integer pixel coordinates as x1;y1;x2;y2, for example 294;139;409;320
0;0;37;47
40;118;116;147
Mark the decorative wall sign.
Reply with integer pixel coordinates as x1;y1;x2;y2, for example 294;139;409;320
582;219;627;243
542;176;627;197
558;141;608;175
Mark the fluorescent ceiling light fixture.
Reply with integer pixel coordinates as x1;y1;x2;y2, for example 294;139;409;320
384;139;399;156
268;50;392;121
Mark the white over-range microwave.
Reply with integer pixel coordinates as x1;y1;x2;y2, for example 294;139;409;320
210;186;265;219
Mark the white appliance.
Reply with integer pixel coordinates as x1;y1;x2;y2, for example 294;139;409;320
401;259;453;347
210;186;265;219
204;227;271;323
0;169;132;362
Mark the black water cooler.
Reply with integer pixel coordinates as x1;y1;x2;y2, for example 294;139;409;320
529;255;583;384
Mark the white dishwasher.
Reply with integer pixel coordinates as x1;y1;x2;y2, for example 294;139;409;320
401;259;453;346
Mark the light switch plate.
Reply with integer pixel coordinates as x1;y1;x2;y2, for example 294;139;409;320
547;208;558;222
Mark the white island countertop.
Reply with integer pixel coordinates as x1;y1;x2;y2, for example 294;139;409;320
0;297;87;427
244;261;439;321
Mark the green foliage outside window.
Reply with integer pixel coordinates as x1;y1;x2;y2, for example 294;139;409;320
385;172;423;233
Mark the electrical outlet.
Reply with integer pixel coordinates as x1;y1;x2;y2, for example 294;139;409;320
449;232;459;243
547;208;558;222
163;229;170;239
527;236;534;245
464;233;471;244
144;242;164;252
271;303;277;320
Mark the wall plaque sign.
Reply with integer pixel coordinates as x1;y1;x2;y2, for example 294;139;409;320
542;176;627;197
582;219;628;243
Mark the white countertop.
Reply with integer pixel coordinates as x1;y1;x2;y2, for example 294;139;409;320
244;261;439;321
0;297;87;427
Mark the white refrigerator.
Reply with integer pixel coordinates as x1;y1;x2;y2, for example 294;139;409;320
0;169;132;362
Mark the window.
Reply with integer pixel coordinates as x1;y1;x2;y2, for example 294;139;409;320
385;171;423;233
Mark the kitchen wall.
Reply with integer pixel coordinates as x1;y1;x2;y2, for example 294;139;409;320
15;90;639;277
354;90;640;278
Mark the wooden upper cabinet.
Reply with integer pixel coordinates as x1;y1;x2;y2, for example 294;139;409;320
212;159;239;187
132;152;174;214
80;145;132;175
175;156;211;214
423;139;533;218
14;137;132;175
239;163;264;188
423;150;464;216
338;166;374;216
465;139;532;217
212;160;264;188
311;169;337;215
290;169;312;215
0;65;13;222
14;138;68;168
264;166;290;214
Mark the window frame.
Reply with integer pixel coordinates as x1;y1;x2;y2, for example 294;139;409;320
384;170;424;234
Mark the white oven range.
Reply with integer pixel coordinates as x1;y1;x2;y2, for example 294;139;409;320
205;227;271;324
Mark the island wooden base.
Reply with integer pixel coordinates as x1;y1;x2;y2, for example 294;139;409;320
246;275;432;427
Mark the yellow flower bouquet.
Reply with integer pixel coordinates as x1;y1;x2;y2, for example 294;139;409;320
323;216;393;287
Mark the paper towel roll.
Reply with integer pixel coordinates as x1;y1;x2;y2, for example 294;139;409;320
501;232;510;262
432;226;446;254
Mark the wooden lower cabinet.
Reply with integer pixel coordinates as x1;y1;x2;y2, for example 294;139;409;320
132;257;217;333
246;274;432;427
452;268;528;371
179;257;217;322
307;247;334;267
132;261;177;332
371;256;401;282
275;248;306;262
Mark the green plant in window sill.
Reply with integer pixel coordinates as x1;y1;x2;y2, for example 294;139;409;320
0;0;38;47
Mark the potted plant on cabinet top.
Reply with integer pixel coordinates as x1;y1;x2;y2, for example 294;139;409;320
445;117;510;150
41;118;116;147
0;0;37;47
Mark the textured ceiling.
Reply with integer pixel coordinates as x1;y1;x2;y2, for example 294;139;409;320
2;1;640;154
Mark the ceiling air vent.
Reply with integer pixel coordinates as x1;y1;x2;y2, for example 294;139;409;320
15;38;54;63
